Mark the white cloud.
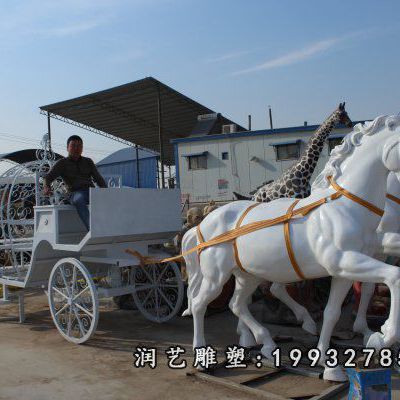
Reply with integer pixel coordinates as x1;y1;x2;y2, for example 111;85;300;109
230;29;377;76
206;50;251;63
0;0;119;39
40;19;107;37
232;37;341;76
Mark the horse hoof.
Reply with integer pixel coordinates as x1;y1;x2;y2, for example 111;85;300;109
260;344;275;360
323;366;347;382
362;330;374;346
302;319;318;336
239;332;257;348
182;308;191;317
366;332;386;350
193;342;206;351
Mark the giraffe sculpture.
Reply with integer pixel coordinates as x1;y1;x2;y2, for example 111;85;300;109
251;102;352;202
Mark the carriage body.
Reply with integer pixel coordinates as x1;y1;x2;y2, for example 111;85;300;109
0;154;184;343
25;187;181;289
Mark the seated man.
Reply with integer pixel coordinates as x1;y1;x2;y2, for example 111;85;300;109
43;135;107;230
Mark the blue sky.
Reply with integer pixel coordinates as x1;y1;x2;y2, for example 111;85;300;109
1;0;400;161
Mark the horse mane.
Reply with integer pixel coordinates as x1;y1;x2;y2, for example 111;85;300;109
312;115;400;189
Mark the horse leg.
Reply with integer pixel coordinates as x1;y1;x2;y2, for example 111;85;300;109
353;282;375;342
191;246;234;350
270;282;317;335
237;294;257;347
317;277;353;382
230;270;276;359
329;251;400;349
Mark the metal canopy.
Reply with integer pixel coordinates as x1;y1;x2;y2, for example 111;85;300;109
39;77;244;166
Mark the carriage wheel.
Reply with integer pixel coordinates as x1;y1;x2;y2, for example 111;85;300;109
132;261;184;323
48;258;99;344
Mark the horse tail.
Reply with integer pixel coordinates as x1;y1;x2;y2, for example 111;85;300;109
181;226;202;316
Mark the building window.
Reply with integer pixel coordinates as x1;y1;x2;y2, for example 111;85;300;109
221;152;229;160
276;143;299;161
328;137;344;154
188;154;207;170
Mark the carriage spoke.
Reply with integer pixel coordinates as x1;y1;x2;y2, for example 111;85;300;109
134;283;153;292
74;302;94;319
60;266;71;297
55;303;69;316
155;288;160;319
157;288;174;311
72;307;85;337
71;265;77;294
67;306;73;336
141;288;155;307
73;285;90;301
155;265;168;283
140;265;154;283
157;284;178;288
52;286;69;300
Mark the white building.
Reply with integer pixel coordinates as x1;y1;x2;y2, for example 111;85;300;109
171;121;365;204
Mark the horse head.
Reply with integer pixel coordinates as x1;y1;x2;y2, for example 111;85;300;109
383;135;400;176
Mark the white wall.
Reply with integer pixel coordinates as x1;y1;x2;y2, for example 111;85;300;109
177;127;352;203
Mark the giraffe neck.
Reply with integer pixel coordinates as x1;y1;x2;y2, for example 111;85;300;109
297;110;342;173
252;109;344;201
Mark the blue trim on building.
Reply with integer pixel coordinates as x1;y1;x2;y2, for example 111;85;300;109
181;151;208;157
173;143;180;188
170;120;367;145
269;139;301;147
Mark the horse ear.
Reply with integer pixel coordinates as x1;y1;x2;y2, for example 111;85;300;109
339;102;345;110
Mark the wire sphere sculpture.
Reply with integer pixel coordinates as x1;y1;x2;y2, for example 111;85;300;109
0;135;67;277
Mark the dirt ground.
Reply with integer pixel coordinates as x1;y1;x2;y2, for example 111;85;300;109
0;292;398;400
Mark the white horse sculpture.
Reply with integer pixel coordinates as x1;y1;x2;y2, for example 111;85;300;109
236;171;400;346
182;115;400;381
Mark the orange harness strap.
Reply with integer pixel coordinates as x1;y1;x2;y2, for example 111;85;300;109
328;176;384;217
387;193;400;206
283;199;306;280
196;224;205;251
232;203;261;273
233;200;308;278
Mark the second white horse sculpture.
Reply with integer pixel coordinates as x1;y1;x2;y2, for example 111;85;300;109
182;115;400;381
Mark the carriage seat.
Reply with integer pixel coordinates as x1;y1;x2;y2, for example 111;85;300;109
34;204;88;245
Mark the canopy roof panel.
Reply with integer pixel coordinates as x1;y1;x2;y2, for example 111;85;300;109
0;149;63;164
40;77;244;165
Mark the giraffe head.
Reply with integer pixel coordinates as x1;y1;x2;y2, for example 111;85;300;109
336;102;352;128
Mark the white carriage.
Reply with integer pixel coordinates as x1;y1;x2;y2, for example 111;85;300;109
0;139;184;343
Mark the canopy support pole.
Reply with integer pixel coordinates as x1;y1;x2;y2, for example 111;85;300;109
47;112;52;151
156;158;160;188
157;85;166;188
135;144;140;188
